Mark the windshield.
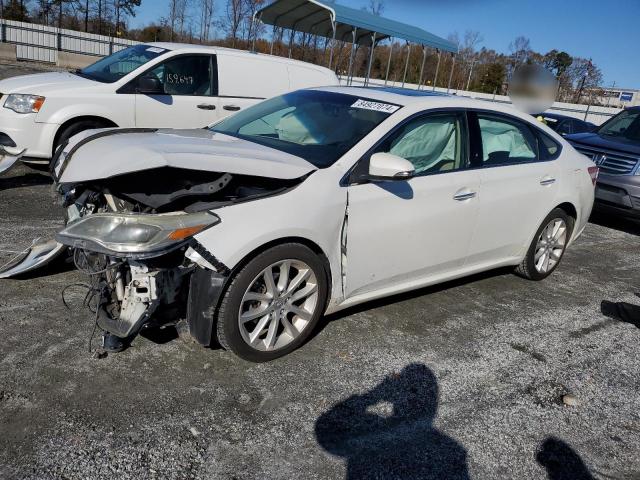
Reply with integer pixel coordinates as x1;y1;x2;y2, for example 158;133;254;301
76;44;168;83
211;90;399;168
597;109;640;143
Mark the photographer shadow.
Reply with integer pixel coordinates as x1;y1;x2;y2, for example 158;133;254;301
315;363;469;480
536;437;594;480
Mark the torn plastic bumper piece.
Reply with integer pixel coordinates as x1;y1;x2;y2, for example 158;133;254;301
0;238;66;279
186;267;229;346
0;146;27;175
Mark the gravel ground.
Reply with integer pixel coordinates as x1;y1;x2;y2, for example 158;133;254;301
1;62;640;480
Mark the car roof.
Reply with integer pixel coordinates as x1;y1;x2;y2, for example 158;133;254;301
312;85;539;121
145;42;333;73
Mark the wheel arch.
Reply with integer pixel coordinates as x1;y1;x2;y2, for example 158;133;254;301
555;201;577;221
227;236;333;300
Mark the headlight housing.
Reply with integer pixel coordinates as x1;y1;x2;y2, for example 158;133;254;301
55;211;219;258
4;94;46;114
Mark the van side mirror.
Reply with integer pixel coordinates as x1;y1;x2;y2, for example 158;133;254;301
368;152;415;181
137;75;163;94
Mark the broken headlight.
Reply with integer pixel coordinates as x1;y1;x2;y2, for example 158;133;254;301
55;211;219;257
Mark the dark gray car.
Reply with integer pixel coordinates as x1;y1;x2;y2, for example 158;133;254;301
567;106;640;219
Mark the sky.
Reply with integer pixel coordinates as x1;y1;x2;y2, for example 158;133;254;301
130;0;640;90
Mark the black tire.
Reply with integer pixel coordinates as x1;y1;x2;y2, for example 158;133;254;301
216;243;328;362
515;208;574;281
54;119;111;155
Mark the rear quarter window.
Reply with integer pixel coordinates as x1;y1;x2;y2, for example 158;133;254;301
532;126;562;160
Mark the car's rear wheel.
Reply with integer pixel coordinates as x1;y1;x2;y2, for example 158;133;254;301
216;243;328;362
515;208;573;280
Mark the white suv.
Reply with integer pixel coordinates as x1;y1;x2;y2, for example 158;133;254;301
0;42;338;169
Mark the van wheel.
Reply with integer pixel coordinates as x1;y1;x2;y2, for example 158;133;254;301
216;244;328;362
515;208;573;281
54;119;112;154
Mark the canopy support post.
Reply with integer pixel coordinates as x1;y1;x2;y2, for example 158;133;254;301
365;32;377;87
432;50;441;91
251;12;262;53
288;28;295;58
347;28;357;86
417;46;427;90
328;21;336;69
270;25;277;55
384;39;393;86
402;42;411;88
447;54;456;93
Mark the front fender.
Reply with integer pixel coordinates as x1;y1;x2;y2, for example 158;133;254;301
193;171;346;306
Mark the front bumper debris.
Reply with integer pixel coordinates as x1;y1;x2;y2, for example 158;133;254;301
0;238;66;279
0;146;26;175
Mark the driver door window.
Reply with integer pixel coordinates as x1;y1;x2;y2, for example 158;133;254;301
134;55;218;129
145;55;214;96
374;113;466;175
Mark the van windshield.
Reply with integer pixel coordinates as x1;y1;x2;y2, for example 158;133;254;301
598;109;640;144
210;90;399;168
75;45;168;83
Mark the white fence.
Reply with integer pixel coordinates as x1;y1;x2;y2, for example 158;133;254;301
0;18;138;64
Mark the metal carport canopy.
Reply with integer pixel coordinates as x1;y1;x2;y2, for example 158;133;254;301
256;0;458;52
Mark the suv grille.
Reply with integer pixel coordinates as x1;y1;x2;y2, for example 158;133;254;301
573;144;639;175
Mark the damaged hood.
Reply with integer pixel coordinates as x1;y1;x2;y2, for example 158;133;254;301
57;129;317;183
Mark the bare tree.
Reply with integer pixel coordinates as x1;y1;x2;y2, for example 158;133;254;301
243;0;265;45
167;0;189;41
198;0;214;42
222;0;246;47
367;0;384;15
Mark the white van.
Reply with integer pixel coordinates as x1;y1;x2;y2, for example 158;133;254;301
0;42;338;166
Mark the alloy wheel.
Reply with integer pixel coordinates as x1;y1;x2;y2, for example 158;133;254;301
534;218;567;274
238;259;319;351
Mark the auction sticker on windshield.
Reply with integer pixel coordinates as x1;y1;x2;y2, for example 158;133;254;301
351;99;400;113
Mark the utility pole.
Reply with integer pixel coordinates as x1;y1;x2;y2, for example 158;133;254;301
575;58;592;104
605;81;615;107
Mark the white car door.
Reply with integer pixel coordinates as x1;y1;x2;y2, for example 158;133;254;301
465;112;560;266
134;54;219;128
344;111;481;299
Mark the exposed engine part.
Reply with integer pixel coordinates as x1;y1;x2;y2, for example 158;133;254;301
59;167;306;214
122;173;233;209
96;261;190;338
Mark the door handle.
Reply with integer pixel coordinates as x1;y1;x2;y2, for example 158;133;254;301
453;189;476;201
223;105;241;111
540;177;556;186
197;104;216;110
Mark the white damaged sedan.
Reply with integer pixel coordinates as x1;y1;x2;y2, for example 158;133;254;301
32;86;596;361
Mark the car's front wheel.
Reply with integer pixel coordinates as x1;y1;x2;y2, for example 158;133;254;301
516;208;574;280
216;243;328;362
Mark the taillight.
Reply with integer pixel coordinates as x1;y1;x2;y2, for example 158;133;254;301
587;166;599;186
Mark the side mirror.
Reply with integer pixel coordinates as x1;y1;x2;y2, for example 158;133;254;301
368;152;415;181
136;75;163;94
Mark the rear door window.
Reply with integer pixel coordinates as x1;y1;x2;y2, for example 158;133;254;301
477;114;538;165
